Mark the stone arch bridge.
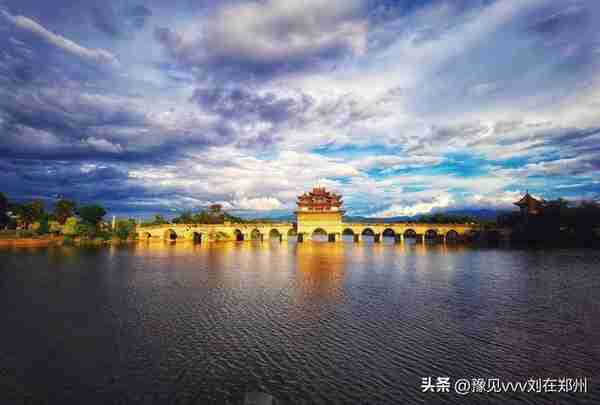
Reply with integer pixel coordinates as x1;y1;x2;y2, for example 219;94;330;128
137;221;478;243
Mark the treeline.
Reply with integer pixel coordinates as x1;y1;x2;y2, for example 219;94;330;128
413;213;479;224
497;199;600;245
141;204;246;226
0;193;136;241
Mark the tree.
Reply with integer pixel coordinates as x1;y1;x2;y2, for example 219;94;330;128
0;192;8;227
63;217;79;236
172;211;193;224
54;199;76;225
75;222;97;239
115;219;136;240
210;204;222;214
36;219;49;235
30;200;45;222
152;214;168;225
76;205;106;225
12;200;45;229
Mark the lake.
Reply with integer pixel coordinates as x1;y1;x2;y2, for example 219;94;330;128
1;241;599;404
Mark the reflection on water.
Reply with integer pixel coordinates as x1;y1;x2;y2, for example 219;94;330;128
0;242;599;405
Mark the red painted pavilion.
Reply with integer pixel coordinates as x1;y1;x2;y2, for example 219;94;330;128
297;187;343;211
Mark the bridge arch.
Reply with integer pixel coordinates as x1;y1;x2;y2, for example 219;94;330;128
142;232;152;240
403;229;417;239
234;229;244;241
446;230;459;242
192;232;202;243
341;228;355;242
361;228;376;243
311;228;328;242
382;228;395;237
250;229;262;241
269;229;282;240
164;229;178;241
424;229;438;241
381;228;396;243
287;228;298;236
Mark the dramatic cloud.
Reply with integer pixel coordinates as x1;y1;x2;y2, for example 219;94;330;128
154;0;368;80
372;195;455;218
1;9;120;68
91;4;152;38
1;0;599;217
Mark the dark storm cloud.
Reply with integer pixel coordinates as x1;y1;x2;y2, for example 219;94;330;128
153;1;368;82
92;4;152;38
192;87;314;124
0;81;237;162
527;5;587;36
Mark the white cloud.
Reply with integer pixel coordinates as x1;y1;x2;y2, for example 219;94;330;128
156;0;367;74
468;82;498;97
371;195;455;217
351;155;444;171
465;190;526;209
2;10;120;68
83;137;123;153
234;197;282;211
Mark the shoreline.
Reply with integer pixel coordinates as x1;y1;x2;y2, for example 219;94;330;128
1;237;598;249
0;237;137;247
0;238;61;247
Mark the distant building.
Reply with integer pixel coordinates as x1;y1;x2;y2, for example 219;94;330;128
514;192;542;216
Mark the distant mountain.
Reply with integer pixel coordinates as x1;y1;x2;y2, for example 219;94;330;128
437;209;509;221
345;209;509;223
233;208;510;223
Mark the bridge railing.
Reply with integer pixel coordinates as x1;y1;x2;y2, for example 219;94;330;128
342;222;478;228
137;222;295;229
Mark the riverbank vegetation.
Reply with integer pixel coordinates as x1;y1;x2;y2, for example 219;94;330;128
141;204;247;226
497;199;600;246
0;193;137;244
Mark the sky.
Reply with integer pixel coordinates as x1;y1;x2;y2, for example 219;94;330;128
1;0;599;219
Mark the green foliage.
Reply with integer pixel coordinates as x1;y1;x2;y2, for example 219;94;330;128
172;209;246;225
54;199;76;225
152;214;168;225
76;205;106;225
75;222;97;239
63;217;79;236
172;211;193;224
16;229;36;238
97;231;112;241
0;192;7;226
49;221;62;234
12;199;45;228
508;199;600;245
115;218;136;240
6;217;17;230
63;235;74;245
140;214;169;227
416;213;478;224
30;200;45;223
36;219;49;235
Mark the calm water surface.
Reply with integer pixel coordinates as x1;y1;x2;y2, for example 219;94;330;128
1;241;599;404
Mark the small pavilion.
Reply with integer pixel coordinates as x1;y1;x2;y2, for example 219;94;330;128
514;192;542;216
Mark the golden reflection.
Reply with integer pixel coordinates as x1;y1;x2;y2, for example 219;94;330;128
129;238;470;291
295;241;346;302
